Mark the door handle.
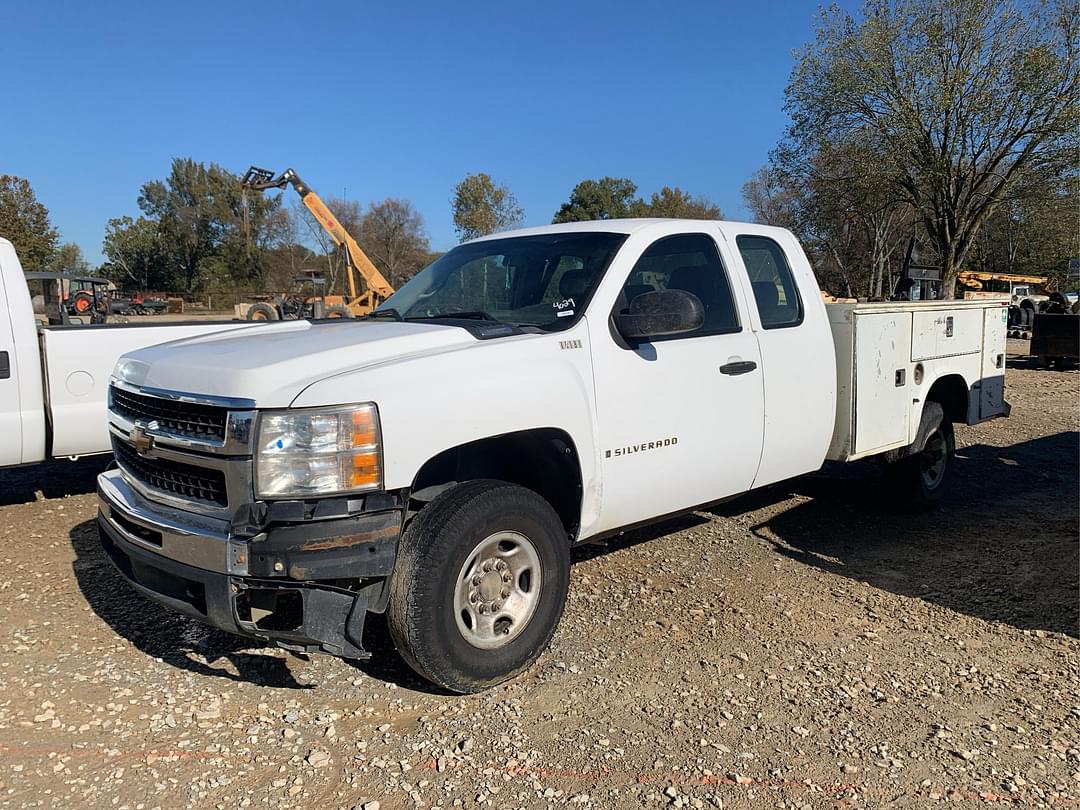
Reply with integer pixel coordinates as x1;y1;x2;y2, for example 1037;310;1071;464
0;351;8;380
719;360;757;376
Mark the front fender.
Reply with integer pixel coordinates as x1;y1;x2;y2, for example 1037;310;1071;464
290;323;602;533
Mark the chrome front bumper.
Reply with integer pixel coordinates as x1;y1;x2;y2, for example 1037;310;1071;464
97;469;250;575
97;468;403;660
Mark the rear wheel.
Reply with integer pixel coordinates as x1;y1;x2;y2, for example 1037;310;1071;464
387;480;570;693
887;401;955;510
324;304;354;318
72;291;94;315
247;302;278;321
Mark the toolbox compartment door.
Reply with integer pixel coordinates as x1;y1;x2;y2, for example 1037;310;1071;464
980;305;1008;419
853;311;913;454
911;308;983;361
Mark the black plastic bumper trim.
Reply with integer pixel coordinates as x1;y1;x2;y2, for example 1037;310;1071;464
98;515;372;658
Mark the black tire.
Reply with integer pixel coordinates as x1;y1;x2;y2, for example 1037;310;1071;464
247;302;279;321
1054;356;1076;370
324;304;354;318
71;291;94;315
886;401;955;511
387;480;570;693
1020;302;1035;328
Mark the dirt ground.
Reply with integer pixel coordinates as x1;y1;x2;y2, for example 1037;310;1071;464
0;340;1076;810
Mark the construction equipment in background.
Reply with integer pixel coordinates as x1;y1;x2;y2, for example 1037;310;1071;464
244;274;349;321
241;167;394;317
891;238;944;300
1030;291;1079;369
24;272;110;325
959;271;1052;334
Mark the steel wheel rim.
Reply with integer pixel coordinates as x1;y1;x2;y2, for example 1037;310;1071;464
920;430;948;490
453;530;543;650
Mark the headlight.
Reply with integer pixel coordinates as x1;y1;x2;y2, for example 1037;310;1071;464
255;404;382;499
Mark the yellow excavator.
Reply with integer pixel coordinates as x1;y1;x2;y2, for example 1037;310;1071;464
241;166;395;318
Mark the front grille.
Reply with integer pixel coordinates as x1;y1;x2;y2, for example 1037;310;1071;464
113;438;228;506
110;385;228;442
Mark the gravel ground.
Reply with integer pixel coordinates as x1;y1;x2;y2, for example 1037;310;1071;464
0;340;1076;809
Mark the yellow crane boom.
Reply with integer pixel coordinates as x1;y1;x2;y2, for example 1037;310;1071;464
241;167;394;313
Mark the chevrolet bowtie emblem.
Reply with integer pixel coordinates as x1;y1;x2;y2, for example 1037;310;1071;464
131;425;154;455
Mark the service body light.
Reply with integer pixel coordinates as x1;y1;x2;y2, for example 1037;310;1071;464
255;404;382;499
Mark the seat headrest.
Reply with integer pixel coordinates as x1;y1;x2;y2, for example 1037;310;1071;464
668;266;714;302
624;284;654;304
559;269;593;302
752;280;779;312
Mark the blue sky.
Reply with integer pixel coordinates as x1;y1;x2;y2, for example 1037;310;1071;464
0;0;837;265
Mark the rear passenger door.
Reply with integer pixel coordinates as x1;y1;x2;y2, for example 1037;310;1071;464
729;232;835;487
588;231;765;533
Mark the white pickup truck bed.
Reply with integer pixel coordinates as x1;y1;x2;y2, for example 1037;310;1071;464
0;238;259;467
37;323;256;459
826;298;1009;461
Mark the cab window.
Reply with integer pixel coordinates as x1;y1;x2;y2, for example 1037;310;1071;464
617;233;740;338
736;235;803;328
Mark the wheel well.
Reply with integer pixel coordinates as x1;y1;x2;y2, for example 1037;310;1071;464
925;374;969;424
410;429;583;540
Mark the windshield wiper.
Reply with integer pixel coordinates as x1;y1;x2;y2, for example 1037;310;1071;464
408;311;499;322
365;307;404;321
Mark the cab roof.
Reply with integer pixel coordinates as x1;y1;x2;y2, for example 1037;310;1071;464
467;218;791;242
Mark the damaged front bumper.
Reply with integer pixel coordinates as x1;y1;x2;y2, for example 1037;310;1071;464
97;469;402;659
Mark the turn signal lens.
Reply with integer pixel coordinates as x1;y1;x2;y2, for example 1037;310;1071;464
351;409;378;447
348;450;381;489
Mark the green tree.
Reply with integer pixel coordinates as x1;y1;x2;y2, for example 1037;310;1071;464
451;173;523;240
102;216;167;289
971;169;1080;283
0;175;58;271
741;166;800;231
358;198;431;288
784;0;1079;296
552;177;645;222
644;186;722;219
136;158;283;290
794;136;913;297
47;242;91;274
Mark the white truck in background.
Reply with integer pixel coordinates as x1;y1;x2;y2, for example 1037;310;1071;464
94;219;1010;693
0;238;258;467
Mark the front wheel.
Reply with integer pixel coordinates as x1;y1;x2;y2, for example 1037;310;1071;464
887;401;954;510
387;480;570;693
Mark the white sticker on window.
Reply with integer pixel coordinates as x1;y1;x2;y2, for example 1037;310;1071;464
556;310;574;318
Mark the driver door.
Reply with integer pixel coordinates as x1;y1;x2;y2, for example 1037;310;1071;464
587;231;765;533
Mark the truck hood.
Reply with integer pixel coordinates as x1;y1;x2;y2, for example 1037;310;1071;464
113;319;478;407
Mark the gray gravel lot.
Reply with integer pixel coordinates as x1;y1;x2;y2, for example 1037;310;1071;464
0;342;1076;809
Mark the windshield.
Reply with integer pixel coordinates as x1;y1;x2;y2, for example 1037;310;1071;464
375;232;627;331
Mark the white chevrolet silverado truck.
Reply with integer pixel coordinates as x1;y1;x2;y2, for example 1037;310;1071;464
0;238;257;468
96;219;1009;692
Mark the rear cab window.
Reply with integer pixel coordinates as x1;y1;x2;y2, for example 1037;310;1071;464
736;235;803;329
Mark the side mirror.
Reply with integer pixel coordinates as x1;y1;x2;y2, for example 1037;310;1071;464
614;289;704;341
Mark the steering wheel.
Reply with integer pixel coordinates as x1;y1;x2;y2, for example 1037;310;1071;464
423;304;462;317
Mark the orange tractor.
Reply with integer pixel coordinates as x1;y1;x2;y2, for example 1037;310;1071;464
241;166;394;318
